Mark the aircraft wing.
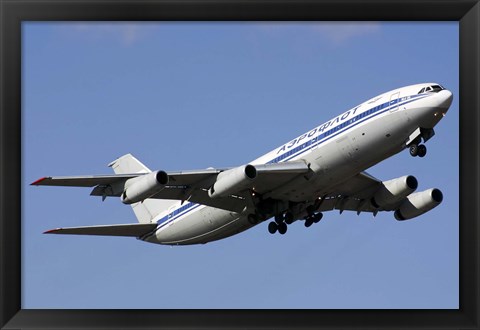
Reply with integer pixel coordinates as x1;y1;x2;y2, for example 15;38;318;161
316;171;384;214
44;223;157;237
31;162;408;216
32;161;310;213
146;161;312;212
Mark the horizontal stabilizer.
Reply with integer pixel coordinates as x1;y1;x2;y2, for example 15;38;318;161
44;223;157;237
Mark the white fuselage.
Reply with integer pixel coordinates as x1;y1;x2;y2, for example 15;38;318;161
143;83;453;245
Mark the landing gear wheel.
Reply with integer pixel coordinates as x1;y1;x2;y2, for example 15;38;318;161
417;144;427;157
278;222;288;235
409;144;418;157
304;218;313;228
313;212;323;223
268;221;278;234
284;212;294;225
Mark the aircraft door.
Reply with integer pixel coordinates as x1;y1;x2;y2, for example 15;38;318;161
166;204;177;227
389;92;400;112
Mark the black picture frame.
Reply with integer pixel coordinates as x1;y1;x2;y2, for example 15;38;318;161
1;1;478;329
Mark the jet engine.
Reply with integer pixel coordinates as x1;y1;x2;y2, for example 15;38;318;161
394;188;443;220
208;164;257;198
121;170;169;204
371;175;418;209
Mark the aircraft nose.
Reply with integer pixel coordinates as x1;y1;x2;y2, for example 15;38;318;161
437;89;453;110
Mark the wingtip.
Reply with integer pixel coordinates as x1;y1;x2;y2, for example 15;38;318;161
31;177;48;186
43;228;61;234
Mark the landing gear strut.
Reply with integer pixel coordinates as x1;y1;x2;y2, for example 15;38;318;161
274;214;284;225
284;212;294;224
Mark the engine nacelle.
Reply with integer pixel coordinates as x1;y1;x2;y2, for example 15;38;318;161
371;175;418;209
121;171;169;204
208;164;257;198
394;188;443;221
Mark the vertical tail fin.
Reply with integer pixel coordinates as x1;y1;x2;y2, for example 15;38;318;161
108;154;177;224
108;153;151;174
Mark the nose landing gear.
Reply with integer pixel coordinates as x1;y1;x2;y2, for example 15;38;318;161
409;143;427;158
407;128;433;158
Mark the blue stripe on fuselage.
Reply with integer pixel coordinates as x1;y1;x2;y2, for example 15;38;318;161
155;202;202;230
268;94;429;164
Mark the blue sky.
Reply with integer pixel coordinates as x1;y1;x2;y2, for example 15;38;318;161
22;22;458;309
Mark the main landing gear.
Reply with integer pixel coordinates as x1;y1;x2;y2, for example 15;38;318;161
304;212;323;227
303;205;323;228
268;212;294;235
268;209;323;235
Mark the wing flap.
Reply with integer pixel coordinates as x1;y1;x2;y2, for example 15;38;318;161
315;171;382;214
318;196;377;214
167;168;222;186
254;161;310;174
327;171;381;199
44;223;157;237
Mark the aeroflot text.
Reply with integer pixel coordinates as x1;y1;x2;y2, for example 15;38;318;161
277;106;361;154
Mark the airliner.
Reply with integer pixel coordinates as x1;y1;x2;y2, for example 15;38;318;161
32;83;453;245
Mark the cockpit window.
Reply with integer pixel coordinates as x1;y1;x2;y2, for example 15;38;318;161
418;85;444;94
430;85;443;92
